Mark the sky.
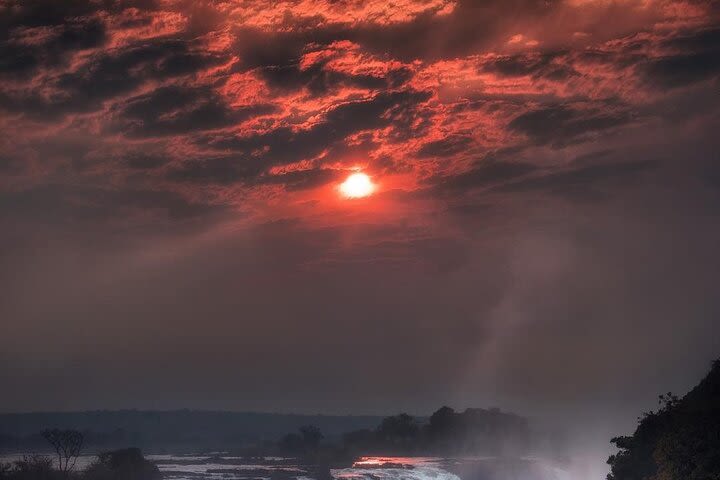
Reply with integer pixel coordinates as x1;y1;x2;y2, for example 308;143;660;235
1;0;720;459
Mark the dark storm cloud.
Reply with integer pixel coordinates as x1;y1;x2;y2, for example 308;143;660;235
508;104;636;146
347;0;553;61
0;0;158;29
0;44;39;78
172;89;431;185
660;26;720;52
425;147;659;202
166;155;263;185
256;169;345;191
271;63;394;95
0;38;229;120
641;50;720;88
481;52;578;81
114;85;274;137
236;42;403;94
0;17;106;79
224;0;552;75
417;135;474;158
429;158;539;192
0;0;174;83
0;184;228;225
198;89;432;175
123;152;169;170
222;0;683;67
572;26;720;91
498;159;658;200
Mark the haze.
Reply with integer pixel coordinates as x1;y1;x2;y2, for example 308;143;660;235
1;1;719;478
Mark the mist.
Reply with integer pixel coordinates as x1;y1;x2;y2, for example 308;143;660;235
2;1;720;479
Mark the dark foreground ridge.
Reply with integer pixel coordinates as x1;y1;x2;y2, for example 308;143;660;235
608;359;720;480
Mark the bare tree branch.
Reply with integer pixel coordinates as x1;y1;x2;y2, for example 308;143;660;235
42;429;83;475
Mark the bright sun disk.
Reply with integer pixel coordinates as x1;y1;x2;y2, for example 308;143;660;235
340;172;374;198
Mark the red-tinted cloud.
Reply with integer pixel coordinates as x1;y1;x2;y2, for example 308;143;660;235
0;0;718;234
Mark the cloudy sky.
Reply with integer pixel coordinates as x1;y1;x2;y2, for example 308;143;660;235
1;0;719;450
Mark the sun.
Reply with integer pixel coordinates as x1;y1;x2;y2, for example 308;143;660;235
340;172;375;198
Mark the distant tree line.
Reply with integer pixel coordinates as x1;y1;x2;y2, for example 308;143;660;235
0;411;381;451
275;406;532;458
0;430;143;452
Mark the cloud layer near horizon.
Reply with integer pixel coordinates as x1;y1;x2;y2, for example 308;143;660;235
1;3;720;457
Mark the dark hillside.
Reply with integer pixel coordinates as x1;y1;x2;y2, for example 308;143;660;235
607;360;720;480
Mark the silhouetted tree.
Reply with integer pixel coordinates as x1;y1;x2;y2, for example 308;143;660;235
428;406;458;437
42;429;83;475
376;414;418;443
279;426;324;454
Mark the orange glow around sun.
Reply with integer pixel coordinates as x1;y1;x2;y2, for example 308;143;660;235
340;172;375;198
